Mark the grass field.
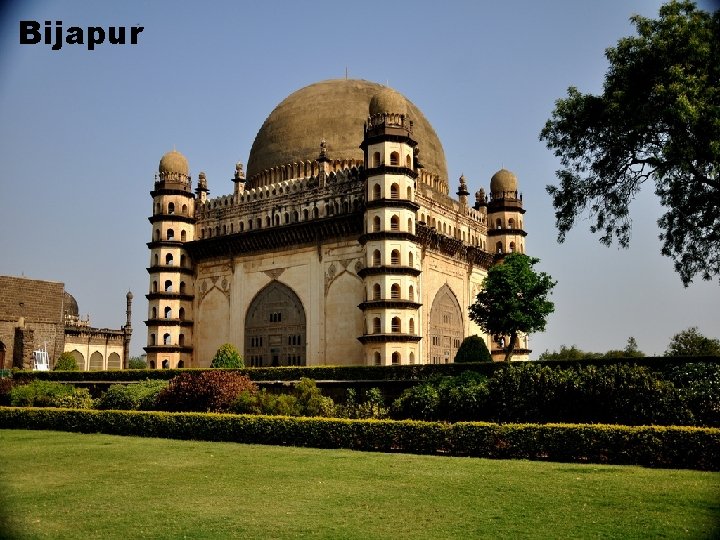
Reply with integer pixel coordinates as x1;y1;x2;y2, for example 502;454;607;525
0;430;718;539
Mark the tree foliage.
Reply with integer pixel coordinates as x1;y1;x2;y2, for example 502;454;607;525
128;357;147;369
469;254;556;362
454;335;492;363
210;343;244;368
54;352;79;371
665;327;720;356
540;1;720;285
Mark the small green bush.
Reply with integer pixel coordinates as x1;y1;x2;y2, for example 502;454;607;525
210;343;244;368
54;388;94;409
455;335;492;363
96;380;168;411
337;388;388;419
54;352;79;371
156;371;257;412
10;380;76;407
294;378;335;417
231;379;335;418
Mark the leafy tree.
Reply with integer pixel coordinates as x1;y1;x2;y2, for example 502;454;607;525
54;352;79;371
469;254;556;362
603;336;646;358
454;335;492;363
537;345;603;361
128;356;147;369
665;327;720;356
210;343;244;368
540;1;720;285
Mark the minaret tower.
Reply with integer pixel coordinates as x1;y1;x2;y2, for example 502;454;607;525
487;169;526;256
146;150;196;369
358;88;422;365
122;291;133;368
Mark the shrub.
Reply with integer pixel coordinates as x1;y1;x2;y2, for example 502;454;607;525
0;378;14;406
10;380;76;407
338;388;388;419
454;335;492;363
390;381;442;421
231;379;335;418
294;378;335;417
96;380;169;411
664;362;720;426
156;371;257;412
53;388;94;409
128;357;148;369
54;352;79;371
210;343;244;369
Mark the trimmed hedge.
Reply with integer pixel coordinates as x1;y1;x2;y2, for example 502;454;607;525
13;356;720;384
0;407;717;471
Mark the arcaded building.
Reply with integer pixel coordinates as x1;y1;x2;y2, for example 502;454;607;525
145;79;529;368
0;275;132;370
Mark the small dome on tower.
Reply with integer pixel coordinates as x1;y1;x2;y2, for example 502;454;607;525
158;149;189;177
490;168;518;195
369;87;407;116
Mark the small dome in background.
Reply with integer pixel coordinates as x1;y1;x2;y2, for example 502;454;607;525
369;87;407;116
490;168;518;195
63;291;79;318
159;149;189;177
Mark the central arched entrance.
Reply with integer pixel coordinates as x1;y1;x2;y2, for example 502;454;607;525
244;281;306;367
428;285;464;364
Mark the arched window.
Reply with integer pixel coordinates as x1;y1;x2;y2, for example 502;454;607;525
181;204;187;215
313;207;319;219
267;216;272;227
284;213;289;224
373;317;381;334
154;254;159;266
166;228;175;240
391;249;400;265
405;154;411;168
496;218;502;229
152;281;157;293
408;218;413;232
373;216;381;232
372;183;381;200
374;351;381;366
181;230;187;242
409;318;415;334
162;360;169;369
150;334;155;346
496;242;503;254
372;250;381;267
165;253;174;265
373;151;381;167
391;284;400;299
508;218;515;229
168;202;175;214
390;152;399;166
409;251;414;267
179;334;185;346
391;317;401;333
180;254;186;267
257;218;262;229
373;284;381;300
409;285;414;301
154;229;160;241
163;333;171;345
155;203;160;215
164;307;172;319
179;307;185;320
151;307;157;319
179;281;186;293
293;211;299;223
409;351;415;364
164;280;173;292
390;183;400;199
391;351;400;365
390;215;399;231
303;209;309;221
510;242;516;253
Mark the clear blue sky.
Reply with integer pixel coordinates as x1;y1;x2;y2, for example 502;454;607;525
1;0;717;359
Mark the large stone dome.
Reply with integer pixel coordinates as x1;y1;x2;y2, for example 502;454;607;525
490;168;518;195
246;79;448;183
159;149;189;177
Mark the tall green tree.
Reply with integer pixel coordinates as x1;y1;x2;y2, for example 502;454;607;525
210;343;244;368
540;1;720;285
469;254;556;362
665;327;720;356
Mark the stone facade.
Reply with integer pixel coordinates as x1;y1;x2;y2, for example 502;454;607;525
145;79;530;368
0;275;132;370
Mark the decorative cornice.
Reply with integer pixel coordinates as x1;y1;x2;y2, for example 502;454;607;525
145;292;194;301
150;188;195;198
148;214;196;225
487;228;528;238
144;319;194;327
147;265;195;276
144;345;193;353
358;300;422;311
357;334;423;344
357;266;422;278
364;199;420;211
359;231;417;245
363;165;418;180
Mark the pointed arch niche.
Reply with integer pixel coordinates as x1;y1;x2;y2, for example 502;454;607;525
428;285;464;364
244;281;306;367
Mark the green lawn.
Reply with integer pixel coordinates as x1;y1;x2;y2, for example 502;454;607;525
0;430;718;539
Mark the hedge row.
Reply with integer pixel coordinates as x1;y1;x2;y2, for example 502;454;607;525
12;356;720;384
1;407;717;470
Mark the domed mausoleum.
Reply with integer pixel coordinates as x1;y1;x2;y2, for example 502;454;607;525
145;79;529;368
